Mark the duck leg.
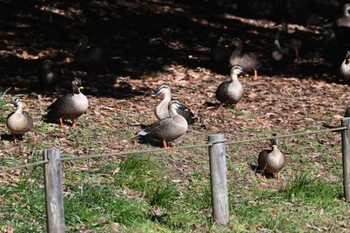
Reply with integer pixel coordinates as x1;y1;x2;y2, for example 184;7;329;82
162;140;168;148
59;118;67;128
276;172;281;180
71;119;76;128
32;132;37;143
253;69;258;80
12;133;17;144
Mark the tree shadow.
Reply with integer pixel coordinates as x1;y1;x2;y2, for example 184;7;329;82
0;0;349;100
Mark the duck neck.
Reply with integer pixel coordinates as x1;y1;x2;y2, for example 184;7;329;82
233;40;243;55
163;90;171;102
272;145;279;153
230;73;239;82
15;103;23;114
73;86;81;94
168;104;178;117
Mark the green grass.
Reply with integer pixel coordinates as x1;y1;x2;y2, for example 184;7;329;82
1;94;350;232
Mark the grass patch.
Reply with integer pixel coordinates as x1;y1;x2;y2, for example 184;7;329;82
0;168;46;232
116;155;179;209
282;172;343;204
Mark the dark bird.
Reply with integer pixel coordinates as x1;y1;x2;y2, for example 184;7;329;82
210;37;231;73
74;35;121;70
229;38;261;80
38;59;61;89
270;38;293;68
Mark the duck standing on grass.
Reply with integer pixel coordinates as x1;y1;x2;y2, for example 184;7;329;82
6;99;36;143
257;134;286;180
46;78;89;128
138;100;188;148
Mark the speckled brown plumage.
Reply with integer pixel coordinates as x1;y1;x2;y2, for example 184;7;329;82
139;100;188;148
229;38;261;80
47;78;89;128
155;85;196;124
216;65;245;106
6;99;36;143
258;136;286;179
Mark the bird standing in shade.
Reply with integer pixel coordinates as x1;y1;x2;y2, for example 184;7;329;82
74;35;120;70
46;78;89;128
229;38;261;80
38;59;61;89
210;37;231;73
340;51;350;82
6;99;36;143
336;3;350;28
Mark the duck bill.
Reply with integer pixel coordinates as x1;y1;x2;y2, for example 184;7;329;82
155;90;161;96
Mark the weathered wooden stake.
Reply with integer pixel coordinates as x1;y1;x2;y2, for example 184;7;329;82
208;134;229;225
43;148;65;233
342;118;350;202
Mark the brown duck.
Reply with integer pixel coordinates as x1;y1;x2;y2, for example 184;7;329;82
46;78;89;128
258;135;286;179
138;100;188;148
155;85;196;124
6;99;36;143
229;38;261;80
215;65;245;109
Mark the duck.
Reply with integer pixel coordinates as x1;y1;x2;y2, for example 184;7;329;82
229;38;261;80
257;134;286;179
335;3;350;45
215;65;245;109
340;51;350;81
138;100;188;148
336;3;350;28
210;37;231;73
74;35;120;69
155;85;196;124
345;106;350;117
270;38;293;68
46;78;89;128
275;22;302;58
38;59;61;89
6;99;36;143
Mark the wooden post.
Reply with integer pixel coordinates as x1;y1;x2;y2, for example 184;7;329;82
342;118;350;202
208;134;229;225
43;148;65;233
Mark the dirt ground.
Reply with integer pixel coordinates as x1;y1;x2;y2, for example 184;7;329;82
0;0;350;158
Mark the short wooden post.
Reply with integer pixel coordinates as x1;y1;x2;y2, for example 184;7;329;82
208;134;229;225
43;148;65;233
342;118;350;202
